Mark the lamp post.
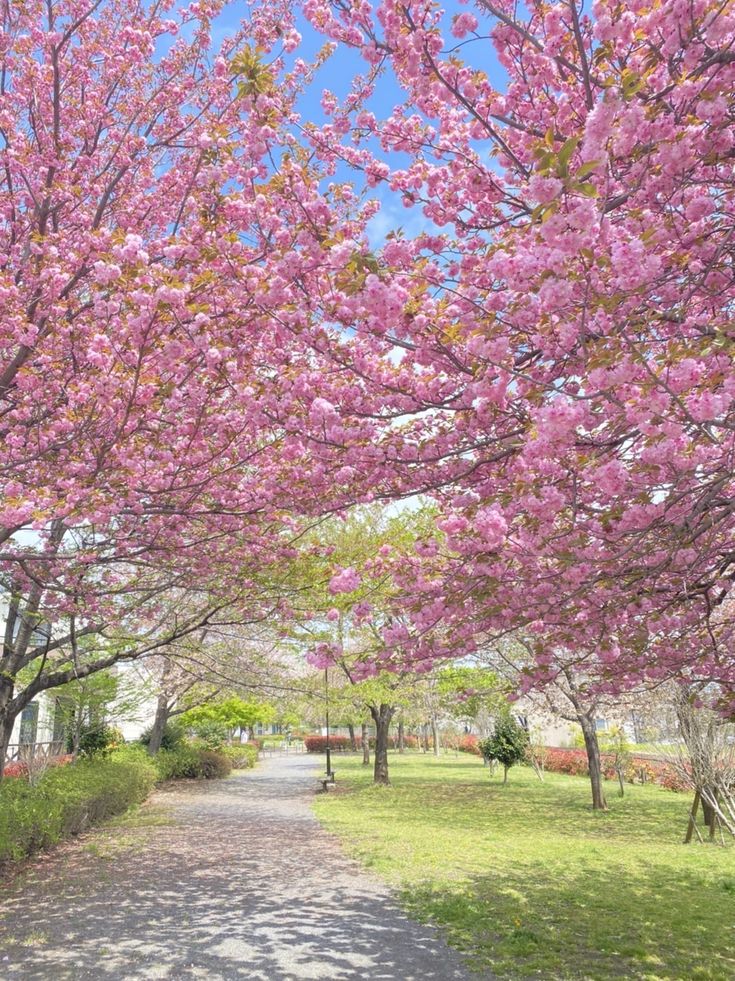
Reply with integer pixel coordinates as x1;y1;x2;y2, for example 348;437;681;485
324;666;333;780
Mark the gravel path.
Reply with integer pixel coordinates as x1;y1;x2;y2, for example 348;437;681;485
0;754;478;980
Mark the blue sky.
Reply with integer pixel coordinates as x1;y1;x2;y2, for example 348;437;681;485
172;0;509;246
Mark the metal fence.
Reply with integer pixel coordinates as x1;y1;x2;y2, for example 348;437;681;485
257;742;306;757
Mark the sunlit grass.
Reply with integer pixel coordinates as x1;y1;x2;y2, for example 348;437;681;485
313;753;735;980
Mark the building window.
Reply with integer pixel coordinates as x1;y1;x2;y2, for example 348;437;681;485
52;699;69;745
19;703;39;746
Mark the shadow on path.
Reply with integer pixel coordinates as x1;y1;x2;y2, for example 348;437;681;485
0;754;481;980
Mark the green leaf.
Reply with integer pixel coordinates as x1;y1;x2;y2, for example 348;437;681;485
621;69;643;100
575;160;600;178
557;136;580;178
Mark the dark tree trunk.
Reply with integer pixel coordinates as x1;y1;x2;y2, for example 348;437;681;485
579;714;608;810
684;790;701;844
397;720;405;754
431;717;439;757
347;723;357;752
370;704;395;785
147;693;170;756
361;722;370;765
0;703;15;780
702;796;715;830
422;724;430;753
503;765;509;784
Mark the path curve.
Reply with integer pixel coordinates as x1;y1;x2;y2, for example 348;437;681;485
0;754;478;980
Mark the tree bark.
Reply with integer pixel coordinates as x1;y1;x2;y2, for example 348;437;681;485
579;714;608;810
422;723;430;753
0;678;17;780
702;795;715;831
370;704;395;785
147;693;170;756
397;720;405;754
361;721;370;765
684;790;701;844
0;707;14;780
431;717;439;757
347;723;357;752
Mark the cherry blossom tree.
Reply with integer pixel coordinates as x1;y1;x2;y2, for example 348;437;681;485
295;0;735;705
0;0;393;768
4;0;735;759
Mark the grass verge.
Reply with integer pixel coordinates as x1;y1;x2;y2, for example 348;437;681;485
313;753;735;980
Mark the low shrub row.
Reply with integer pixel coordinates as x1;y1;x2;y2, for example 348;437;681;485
304;735;353;753
0;753;157;868
446;734;482;755
304;733;421;753
0;736;257;871
150;744;232;781
2;754;74;779
218;744;259;769
541;747;688;792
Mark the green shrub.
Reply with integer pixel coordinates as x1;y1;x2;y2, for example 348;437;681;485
197;749;232;779
138;721;184;751
0;755;156;868
152;744;232;781
190;720;229;750
218;743;259;769
153;745;201;780
479;716;529;782
78;723;119;758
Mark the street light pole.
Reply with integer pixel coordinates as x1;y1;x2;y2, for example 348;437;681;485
324;666;333;780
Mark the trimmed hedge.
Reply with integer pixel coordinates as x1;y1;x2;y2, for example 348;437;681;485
218;744;259;769
0;738;250;871
446;734;482;755
0;754;157;867
152;744;232;781
304;735;354;753
304;734;422;753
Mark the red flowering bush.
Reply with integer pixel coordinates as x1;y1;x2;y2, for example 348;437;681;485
544;748;590;776
542;747;686;792
304;735;354;753
3;761;28;779
656;765;691;793
3;754;73;780
393;734;420;750
457;734;481;755
445;733;481;754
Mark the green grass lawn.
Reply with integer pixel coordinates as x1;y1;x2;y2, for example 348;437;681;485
312;753;735;980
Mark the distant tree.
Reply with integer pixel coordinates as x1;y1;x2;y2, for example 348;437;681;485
480;715;529;784
180;697;276;743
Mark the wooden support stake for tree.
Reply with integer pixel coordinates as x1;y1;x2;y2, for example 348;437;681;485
684;790;701;844
709;791;719;842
